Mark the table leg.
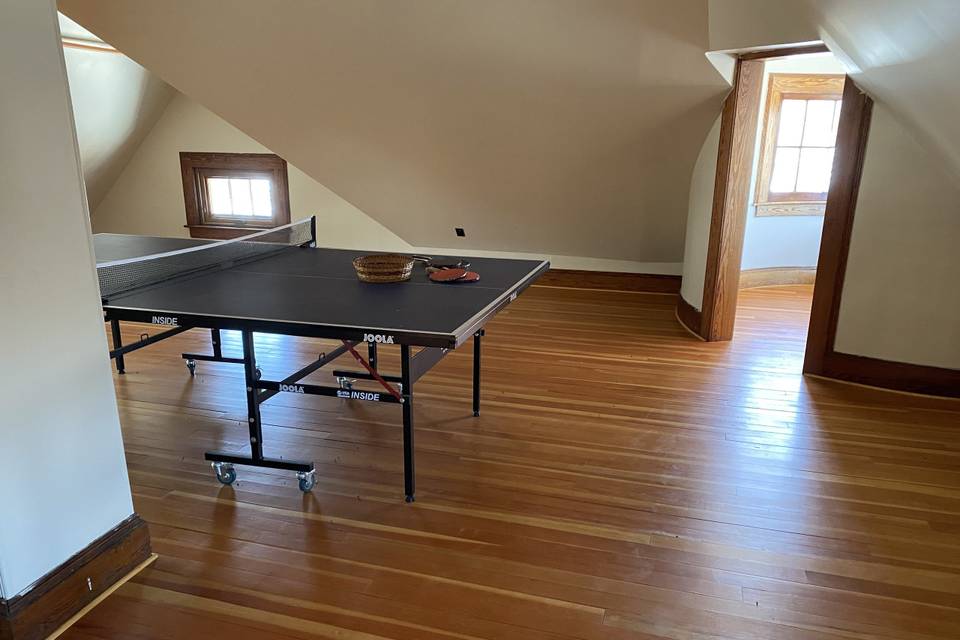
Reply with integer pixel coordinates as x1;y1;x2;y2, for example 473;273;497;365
401;344;415;502
473;329;484;416
211;328;223;359
242;330;265;461
110;319;125;374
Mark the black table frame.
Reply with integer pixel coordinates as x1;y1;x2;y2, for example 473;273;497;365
105;313;484;502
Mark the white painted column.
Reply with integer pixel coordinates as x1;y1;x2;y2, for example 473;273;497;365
0;0;134;598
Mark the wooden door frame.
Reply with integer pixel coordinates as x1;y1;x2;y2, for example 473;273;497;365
693;45;870;356
697;56;765;341
802;78;873;374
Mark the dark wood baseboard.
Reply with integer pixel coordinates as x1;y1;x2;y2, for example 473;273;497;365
0;514;151;640
739;267;816;289
820;352;960;398
676;294;703;338
534;269;681;293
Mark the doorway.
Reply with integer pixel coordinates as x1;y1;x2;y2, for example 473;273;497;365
688;44;874;380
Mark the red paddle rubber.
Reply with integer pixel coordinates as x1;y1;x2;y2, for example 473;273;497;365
429;267;467;282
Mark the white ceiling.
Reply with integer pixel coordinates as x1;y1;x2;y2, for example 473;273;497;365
58;0;728;263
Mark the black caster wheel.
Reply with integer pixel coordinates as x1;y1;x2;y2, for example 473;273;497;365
186;359;197;376
297;470;317;492
213;462;236;485
405;495;415;503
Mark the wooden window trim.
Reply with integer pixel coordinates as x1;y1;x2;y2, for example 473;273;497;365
754;74;844;216
179;152;291;239
756;201;826;216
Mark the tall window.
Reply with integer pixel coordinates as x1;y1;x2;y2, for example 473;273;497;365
180;152;291;238
755;74;844;216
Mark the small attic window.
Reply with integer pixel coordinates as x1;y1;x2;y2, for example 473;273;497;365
179;152;291;239
755;74;844;216
206;176;274;218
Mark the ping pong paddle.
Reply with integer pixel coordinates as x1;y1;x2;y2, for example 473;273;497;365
429;268;467;282
429;268;480;283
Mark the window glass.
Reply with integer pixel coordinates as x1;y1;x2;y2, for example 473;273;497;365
228;178;253;216
832;100;843;136
776;100;806;146
795;147;835;192
802;100;840;147
206;177;274;218
250;179;273;217
207;178;233;215
770;147;800;193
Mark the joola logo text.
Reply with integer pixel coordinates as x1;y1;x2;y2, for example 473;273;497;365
279;384;304;394
363;333;395;344
337;390;381;401
152;316;178;326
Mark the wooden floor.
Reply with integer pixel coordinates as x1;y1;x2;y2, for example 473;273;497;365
67;284;960;640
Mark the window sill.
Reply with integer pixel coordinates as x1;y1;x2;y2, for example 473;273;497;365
755;201;826;217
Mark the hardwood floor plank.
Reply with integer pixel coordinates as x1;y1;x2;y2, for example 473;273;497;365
60;285;960;639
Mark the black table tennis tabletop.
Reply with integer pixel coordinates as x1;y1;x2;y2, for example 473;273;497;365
94;219;548;499
95;232;547;349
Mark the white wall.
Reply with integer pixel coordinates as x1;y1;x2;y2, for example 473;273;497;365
679;116;722;310
0;0;134;598
94;92;682;273
62;15;174;209
834;105;960;369
740;54;846;271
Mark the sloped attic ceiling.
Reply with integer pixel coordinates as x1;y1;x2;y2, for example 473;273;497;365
59;0;727;263
709;0;960;184
59;14;174;208
809;0;960;184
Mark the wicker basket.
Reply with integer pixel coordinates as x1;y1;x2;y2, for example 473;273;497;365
352;254;415;283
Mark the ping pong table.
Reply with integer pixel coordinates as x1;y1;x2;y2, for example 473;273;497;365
95;218;548;500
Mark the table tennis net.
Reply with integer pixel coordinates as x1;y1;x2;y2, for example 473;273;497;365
97;219;314;300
